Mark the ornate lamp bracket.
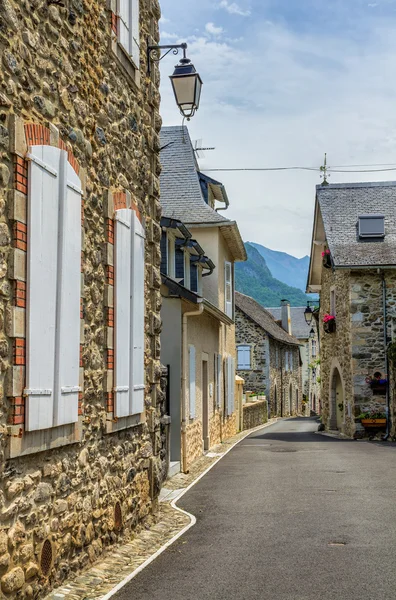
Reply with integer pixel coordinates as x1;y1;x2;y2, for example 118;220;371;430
147;41;188;75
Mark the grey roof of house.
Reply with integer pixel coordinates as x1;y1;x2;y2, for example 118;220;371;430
160;126;230;225
317;181;396;267
235;292;301;346
267;307;313;340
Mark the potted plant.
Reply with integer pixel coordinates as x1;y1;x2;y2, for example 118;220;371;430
323;313;336;333
322;249;332;269
358;409;387;429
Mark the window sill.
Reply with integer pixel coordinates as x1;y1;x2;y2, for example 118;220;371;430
6;420;82;459
105;412;145;434
110;37;141;91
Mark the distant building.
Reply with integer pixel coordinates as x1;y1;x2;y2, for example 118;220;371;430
307;181;396;437
268;307;321;414
235;293;303;416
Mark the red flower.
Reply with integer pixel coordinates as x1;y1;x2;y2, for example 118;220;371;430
323;313;335;323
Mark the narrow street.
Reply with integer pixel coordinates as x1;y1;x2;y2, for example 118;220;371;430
114;418;396;600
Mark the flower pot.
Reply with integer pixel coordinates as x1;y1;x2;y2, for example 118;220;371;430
322;254;332;269
361;418;387;429
323;319;336;334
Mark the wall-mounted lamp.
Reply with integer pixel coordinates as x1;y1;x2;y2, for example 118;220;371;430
147;41;203;120
304;305;313;326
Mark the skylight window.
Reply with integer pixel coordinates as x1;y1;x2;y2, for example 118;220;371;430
358;215;385;239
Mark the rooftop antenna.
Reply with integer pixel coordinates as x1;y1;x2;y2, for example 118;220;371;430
320;153;330;186
193;139;215;160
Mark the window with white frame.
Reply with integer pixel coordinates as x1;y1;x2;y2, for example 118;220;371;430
118;0;140;67
225;261;233;318
25;146;82;431
311;340;317;358
167;233;175;278
184;250;190;289
114;208;145;418
237;345;251;370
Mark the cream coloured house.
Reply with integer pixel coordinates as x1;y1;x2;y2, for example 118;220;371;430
160;126;246;473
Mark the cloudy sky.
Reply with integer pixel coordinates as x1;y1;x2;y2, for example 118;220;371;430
158;0;396;258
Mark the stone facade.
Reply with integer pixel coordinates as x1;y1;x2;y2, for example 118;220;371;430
236;308;302;417
0;0;166;596
242;400;267;430
319;263;396;437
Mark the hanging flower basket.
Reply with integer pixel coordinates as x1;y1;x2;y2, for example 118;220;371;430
323;314;336;333
365;376;388;395
322;249;332;269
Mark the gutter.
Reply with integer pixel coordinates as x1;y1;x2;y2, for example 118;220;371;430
181;302;204;473
381;271;391;439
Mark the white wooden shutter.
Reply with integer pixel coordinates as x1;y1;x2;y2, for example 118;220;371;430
54;159;82;427
189;345;196;419
114;209;132;418
216;354;222;408
131;211;145;415
225;261;232;318
237;345;251;369
131;0;140;67
25;146;61;431
118;0;130;53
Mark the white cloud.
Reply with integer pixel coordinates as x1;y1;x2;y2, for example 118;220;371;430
160;31;180;41
159;16;170;24
219;0;251;16
158;15;396;257
205;22;224;35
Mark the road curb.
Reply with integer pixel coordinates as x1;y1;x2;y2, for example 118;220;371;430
100;418;279;600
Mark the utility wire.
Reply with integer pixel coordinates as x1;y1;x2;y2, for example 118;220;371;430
204;165;396;173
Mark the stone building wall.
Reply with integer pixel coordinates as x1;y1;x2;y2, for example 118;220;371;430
268;339;302;417
0;0;166;596
243;400;267;430
319;266;354;435
235;307;267;394
320;265;396;437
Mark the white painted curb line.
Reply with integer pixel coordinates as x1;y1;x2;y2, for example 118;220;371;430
101;418;279;600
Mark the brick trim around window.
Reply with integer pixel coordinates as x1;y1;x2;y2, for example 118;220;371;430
7;120;84;432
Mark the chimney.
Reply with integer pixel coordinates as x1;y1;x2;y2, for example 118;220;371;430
281;299;292;335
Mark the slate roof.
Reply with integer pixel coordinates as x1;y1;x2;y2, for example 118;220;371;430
317;182;396;267
235;292;301;346
160;126;230;225
267;307;313;340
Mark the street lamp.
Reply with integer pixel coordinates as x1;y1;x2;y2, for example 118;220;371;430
304;305;313;326
147;42;203;120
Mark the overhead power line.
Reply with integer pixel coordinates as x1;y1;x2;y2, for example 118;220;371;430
204;165;396;174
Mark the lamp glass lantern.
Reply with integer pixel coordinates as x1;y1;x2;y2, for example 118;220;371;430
304;306;314;326
170;60;203;119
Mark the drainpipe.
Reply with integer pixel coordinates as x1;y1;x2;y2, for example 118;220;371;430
381;272;391;439
181;303;204;473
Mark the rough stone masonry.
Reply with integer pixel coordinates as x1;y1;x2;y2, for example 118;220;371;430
0;0;167;597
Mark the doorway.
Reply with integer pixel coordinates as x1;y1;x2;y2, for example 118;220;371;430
202;359;209;451
289;383;293;415
330;367;344;430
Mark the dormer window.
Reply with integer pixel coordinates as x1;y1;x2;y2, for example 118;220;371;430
358;215;385;239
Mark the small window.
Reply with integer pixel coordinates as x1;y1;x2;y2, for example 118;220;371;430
225;261;233;318
167;234;175;278
312;340;317;358
190;263;198;293
330;288;336;317
358;215;385;238
184;251;190;289
118;0;140;67
237;345;251;370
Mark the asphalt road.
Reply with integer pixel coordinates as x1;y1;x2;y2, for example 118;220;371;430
114;418;396;600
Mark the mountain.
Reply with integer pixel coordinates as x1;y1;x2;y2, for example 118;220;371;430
249;242;309;292
235;243;310;308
